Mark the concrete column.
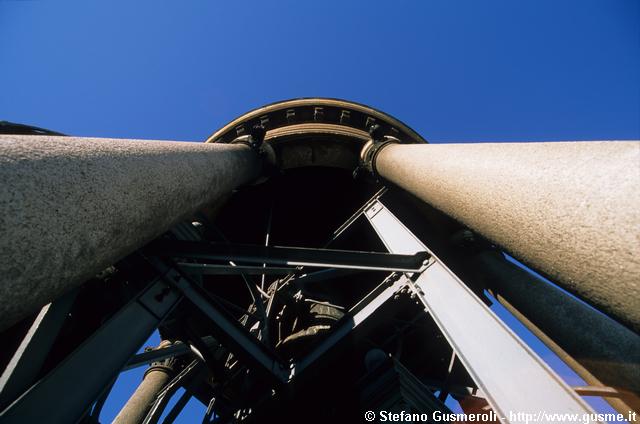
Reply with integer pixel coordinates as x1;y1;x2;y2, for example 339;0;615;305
113;341;176;424
474;250;640;411
373;141;640;333
0;135;261;331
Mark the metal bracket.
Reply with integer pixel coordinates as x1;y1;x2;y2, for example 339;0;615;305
357;124;400;176
230;124;277;184
123;336;218;371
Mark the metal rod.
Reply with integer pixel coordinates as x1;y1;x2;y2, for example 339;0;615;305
487;287;640;414
161;388;194;424
323;187;387;248
148;240;430;273
178;263;296;276
261;199;275;291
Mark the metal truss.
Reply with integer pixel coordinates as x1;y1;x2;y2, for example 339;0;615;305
292;272;411;376
0;275;182;423
146;257;289;384
0;189;605;424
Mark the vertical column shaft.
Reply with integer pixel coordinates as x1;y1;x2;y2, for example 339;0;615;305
373;141;640;332
474;250;640;412
113;341;176;424
0;135;261;331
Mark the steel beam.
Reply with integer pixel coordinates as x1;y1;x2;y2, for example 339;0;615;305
0;289;76;410
149;239;429;272
364;200;599;423
159;388;193;424
177;262;296;276
0;277;181;423
293;274;408;377
371;141;640;332
0;135;262;331
148;258;288;384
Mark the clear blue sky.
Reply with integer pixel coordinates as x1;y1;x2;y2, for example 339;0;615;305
1;1;638;143
1;1;638;423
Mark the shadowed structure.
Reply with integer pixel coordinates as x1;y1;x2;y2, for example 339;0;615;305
0;99;638;423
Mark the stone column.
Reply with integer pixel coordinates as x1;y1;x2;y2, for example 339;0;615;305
0;135;262;331
372;141;640;332
113;340;176;424
474;250;640;412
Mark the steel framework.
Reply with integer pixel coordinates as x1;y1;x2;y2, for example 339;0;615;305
1;98;638;423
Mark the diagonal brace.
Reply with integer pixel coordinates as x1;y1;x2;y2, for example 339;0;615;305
147;240;430;273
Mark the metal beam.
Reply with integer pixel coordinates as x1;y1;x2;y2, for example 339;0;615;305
148;240;430;273
364;200;599;423
0;289;77;410
371;141;640;332
160;388;194;424
322;187;387;247
0;277;181;423
0;135;262;331
148;258;288;384
177;262;296;276
293;273;408;377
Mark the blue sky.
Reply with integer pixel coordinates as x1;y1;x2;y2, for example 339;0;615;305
1;1;638;422
1;1;638;143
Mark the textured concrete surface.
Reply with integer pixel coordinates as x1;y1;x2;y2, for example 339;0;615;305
375;141;640;332
475;250;640;394
112;370;171;424
0;135;261;331
113;341;175;424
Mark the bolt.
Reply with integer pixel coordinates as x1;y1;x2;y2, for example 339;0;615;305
155;286;172;302
250;124;266;147
368;124;385;142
